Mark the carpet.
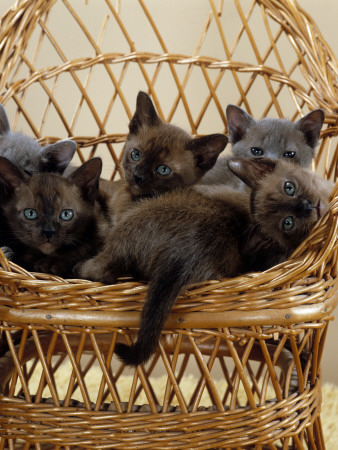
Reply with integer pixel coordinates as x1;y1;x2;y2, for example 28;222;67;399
321;383;338;448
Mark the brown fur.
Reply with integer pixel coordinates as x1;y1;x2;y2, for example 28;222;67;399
228;158;333;270
76;186;250;366
0;157;112;277
113;91;227;221
76;158;332;366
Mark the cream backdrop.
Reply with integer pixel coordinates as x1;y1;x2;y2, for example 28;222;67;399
0;0;337;384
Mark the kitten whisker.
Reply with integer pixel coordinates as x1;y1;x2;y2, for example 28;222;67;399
64;236;83;247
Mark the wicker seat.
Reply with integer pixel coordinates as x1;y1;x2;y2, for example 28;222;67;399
0;0;337;448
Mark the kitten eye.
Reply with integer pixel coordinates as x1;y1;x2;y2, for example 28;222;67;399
282;216;294;231
60;209;74;221
24;209;39;220
283;151;296;158
251;147;263;156
130;148;142;161
156;165;172;176
284;181;295;196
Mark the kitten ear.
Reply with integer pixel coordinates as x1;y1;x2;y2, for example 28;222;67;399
0;156;27;198
226;105;255;143
187;134;228;171
296;109;324;148
228;157;276;189
128;91;161;134
39;140;77;173
69;157;102;203
0;104;11;136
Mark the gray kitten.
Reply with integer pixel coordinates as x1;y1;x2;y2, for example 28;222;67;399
0;104;76;174
200;105;324;188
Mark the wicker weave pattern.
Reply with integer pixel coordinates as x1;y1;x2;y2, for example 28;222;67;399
0;0;337;448
0;0;337;177
0;327;328;448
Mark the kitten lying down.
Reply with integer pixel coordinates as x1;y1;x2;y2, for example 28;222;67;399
76;158;333;366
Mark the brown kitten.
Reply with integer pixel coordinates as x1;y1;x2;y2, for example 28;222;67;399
76;187;250;366
76;158;332;366
200;105;324;188
228;158;333;271
0;157;111;277
112;91;227;221
0;103;77;252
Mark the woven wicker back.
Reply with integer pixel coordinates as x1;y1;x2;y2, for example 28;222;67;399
0;0;337;178
0;1;337;448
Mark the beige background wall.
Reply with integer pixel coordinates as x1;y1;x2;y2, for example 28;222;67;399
0;0;337;383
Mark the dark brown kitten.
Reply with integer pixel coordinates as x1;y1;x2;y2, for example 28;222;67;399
77;186;250;365
76;158;331;366
0;104;77;250
0;157;111;277
228;158;333;271
112;91;227;220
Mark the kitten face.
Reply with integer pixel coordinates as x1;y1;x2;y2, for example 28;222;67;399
228;158;332;250
199;106;324;187
231;119;313;166
123;124;200;196
227;105;324;167
0;157;102;258
3;174;93;254
0;104;76;173
122;91;227;197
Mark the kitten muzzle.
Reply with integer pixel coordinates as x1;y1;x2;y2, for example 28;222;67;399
133;173;144;185
296;199;315;216
40;242;56;255
43;230;55;240
41;229;57;254
133;165;152;186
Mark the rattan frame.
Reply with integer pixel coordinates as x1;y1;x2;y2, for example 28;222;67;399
0;0;337;448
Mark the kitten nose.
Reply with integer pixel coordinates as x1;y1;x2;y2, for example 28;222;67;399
134;173;143;184
301;199;314;214
43;230;55;239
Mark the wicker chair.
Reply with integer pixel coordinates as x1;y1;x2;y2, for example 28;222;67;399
0;0;337;448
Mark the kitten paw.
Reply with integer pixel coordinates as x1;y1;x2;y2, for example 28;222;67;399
73;259;94;279
74;259;116;284
1;246;15;261
34;258;66;276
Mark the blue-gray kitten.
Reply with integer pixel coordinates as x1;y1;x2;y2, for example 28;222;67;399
200;105;324;188
0;104;76;174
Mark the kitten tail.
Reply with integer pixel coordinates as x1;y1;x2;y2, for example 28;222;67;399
115;257;189;366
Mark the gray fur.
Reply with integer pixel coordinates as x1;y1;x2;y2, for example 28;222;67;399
0;104;76;174
200;105;324;188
